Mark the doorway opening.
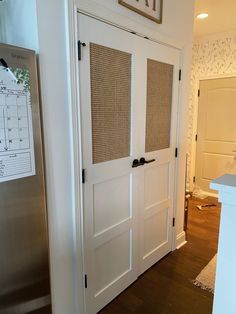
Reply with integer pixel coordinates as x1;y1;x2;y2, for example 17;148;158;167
192;76;236;198
185;0;236;313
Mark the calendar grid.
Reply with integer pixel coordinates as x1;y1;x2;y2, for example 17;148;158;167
0;89;30;153
0;64;36;183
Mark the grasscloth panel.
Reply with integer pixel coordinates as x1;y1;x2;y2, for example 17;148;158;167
90;43;131;164
145;59;173;152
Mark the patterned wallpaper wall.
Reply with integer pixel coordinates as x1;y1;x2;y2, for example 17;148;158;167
187;34;236;190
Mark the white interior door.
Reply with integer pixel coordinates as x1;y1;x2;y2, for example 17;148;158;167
78;13;180;313
136;39;180;274
196;78;236;194
78;14;139;314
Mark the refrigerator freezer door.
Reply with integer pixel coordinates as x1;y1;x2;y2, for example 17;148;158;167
0;44;51;313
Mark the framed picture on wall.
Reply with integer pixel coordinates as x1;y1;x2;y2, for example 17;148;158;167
118;0;163;24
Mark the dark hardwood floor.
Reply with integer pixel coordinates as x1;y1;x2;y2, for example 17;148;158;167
99;196;221;314
30;305;51;314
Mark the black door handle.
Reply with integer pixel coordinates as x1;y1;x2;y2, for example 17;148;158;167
132;158;156;168
140;157;156;164
132;159;144;168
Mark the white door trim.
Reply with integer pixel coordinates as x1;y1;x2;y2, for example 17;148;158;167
199;73;236;81
66;1;186;313
65;1;86;314
77;0;184;50
190;73;236;195
172;61;184;251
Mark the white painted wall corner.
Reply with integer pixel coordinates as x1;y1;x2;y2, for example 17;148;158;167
176;231;187;249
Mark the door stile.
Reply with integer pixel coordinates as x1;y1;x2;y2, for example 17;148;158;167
136;38;181;274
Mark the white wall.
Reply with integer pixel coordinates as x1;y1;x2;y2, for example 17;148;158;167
0;1;78;313
84;0;194;45
187;30;236;192
77;0;195;246
0;0;38;50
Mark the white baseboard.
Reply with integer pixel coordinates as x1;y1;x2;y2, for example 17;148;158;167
176;231;187;249
192;188;218;199
202;191;218;198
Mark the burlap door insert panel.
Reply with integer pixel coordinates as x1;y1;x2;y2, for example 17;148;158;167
145;59;174;153
90;43;131;164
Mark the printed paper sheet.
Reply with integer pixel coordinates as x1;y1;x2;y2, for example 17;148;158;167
0;66;35;182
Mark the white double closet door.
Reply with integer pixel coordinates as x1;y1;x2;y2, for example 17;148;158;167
78;14;180;314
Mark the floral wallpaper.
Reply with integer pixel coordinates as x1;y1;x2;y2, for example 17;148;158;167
187;34;236;190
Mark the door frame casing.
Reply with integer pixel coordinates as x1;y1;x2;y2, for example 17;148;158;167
190;73;236;195
66;1;188;313
65;1;86;314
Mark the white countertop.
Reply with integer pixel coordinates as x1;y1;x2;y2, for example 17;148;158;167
210;174;236;193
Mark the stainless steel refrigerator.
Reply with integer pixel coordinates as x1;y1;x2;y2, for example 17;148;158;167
0;44;51;313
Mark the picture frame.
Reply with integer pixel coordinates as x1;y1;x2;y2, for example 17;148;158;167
118;0;163;24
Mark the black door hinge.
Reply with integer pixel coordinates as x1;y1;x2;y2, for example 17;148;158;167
172;217;175;227
179;69;182;81
198;89;200;97
175;147;178;158
82;169;86;184
84;274;88;289
193;176;196;183
195;134;198;141
78;40;86;61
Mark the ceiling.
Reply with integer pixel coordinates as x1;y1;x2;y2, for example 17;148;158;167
194;0;236;38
